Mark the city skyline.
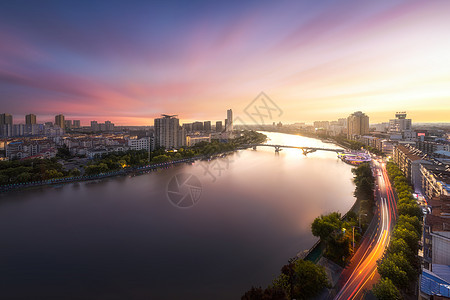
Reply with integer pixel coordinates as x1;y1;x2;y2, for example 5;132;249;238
0;110;447;127
1;0;450;125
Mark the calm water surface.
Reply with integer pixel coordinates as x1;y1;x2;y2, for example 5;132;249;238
0;132;355;299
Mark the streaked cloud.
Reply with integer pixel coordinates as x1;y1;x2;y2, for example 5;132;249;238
0;0;449;125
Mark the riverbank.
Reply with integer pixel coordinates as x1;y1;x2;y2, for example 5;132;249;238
0;130;267;193
0;151;240;193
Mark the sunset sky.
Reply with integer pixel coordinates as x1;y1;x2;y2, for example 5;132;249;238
1;0;449;125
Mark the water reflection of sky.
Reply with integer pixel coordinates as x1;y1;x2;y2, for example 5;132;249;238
0;132;356;299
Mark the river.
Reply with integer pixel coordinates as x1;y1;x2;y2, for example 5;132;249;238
0;132;356;299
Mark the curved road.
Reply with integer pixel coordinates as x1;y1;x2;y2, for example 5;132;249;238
334;160;397;300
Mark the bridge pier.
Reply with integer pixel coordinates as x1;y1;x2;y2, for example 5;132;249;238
302;149;317;156
242;144;342;155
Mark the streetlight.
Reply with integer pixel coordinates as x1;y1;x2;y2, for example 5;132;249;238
352;226;361;251
359;212;368;229
353;212;368;251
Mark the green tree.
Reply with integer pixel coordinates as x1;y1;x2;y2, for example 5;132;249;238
377;257;409;289
152;155;171;164
393;226;419;253
0;174;9;185
241;286;287;300
56;145;72;158
70;168;81;177
292;260;329;300
311;212;342;241
397;215;421;235
398;203;423;219
387;238;415;262
272;273;290;298
373;278;401;300
241;287;264;300
17;172;31;183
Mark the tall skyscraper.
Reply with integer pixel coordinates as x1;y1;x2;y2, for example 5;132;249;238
105;121;114;131
182;123;193;132
73;120;81;128
192;121;203;132
91;121;99;132
55;114;65;129
0;113;13;137
216;121;223;132
25;114;36;125
225;109;233;132
0;113;13;125
154;114;180;149
65;120;72;130
347;111;369;139
203;121;211;132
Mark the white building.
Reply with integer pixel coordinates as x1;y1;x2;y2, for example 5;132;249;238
389;112;412;133
127;137;152;151
225;109;233;132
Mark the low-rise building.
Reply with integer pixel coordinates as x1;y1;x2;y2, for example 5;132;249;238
423;195;450;269
417;141;450;155
127;136;153;151
393;144;430;189
421;164;450;199
6;140;56;160
87;149;108;159
186;134;211;147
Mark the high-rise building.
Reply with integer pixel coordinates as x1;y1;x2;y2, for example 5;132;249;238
0;113;13;137
192;121;203;132
347;111;369;139
105;121;114;131
65;120;72;130
182;123;193;133
0;113;13;126
177;126;186;147
203;121;211;132
72;120;81;128
389;112;412;133
25;114;36;125
91;121;99;132
154;114;180;149
226;109;233;132
55;114;65;129
216;121;223;132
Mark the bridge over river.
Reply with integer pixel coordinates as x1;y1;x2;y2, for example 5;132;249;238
242;144;345;155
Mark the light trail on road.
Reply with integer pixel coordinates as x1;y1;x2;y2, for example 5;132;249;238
334;161;395;300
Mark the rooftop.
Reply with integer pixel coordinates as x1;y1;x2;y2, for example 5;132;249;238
426;212;450;232
396;144;425;161
421;268;450;298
